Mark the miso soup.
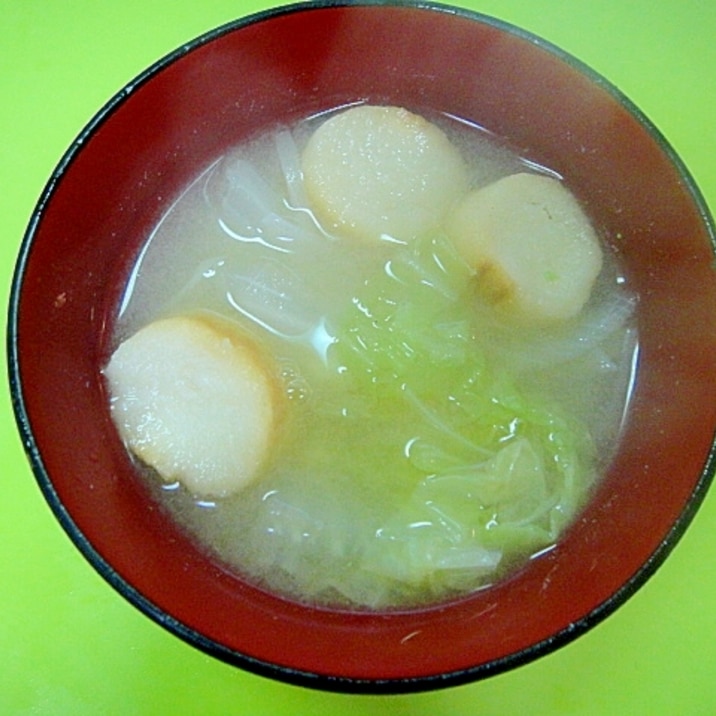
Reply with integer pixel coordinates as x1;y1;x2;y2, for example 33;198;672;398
105;105;637;610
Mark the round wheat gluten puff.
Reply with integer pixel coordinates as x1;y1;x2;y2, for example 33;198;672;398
301;104;469;244
104;314;277;498
446;172;603;322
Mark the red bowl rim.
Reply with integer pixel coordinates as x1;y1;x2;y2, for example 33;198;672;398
7;0;716;694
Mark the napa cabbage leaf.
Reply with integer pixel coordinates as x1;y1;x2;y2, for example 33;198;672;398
319;233;595;599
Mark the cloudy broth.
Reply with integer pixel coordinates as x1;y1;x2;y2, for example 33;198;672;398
111;107;637;610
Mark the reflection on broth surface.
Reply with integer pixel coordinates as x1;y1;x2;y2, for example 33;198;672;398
105;105;637;610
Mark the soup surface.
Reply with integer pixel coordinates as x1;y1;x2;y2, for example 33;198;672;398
105;105;637;610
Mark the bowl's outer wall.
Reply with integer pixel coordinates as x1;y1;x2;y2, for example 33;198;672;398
13;3;716;687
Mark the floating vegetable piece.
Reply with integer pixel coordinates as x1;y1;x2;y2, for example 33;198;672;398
314;235;597;605
447;172;603;321
302;105;469;243
104;315;277;498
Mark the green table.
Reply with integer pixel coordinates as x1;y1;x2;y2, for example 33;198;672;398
2;1;715;713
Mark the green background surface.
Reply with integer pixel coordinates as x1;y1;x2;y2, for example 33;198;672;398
2;1;715;713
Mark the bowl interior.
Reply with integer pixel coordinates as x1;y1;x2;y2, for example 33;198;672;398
11;2;716;690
